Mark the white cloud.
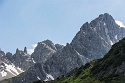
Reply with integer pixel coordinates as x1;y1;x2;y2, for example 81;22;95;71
32;44;37;48
27;44;37;55
115;20;125;28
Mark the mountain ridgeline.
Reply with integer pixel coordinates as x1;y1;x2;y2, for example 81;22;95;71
0;40;63;81
37;38;125;83
0;47;32;81
1;13;125;83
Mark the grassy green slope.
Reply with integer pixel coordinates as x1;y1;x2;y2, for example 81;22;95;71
55;60;103;83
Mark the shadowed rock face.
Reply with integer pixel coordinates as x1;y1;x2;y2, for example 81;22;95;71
2;13;125;83
43;43;87;78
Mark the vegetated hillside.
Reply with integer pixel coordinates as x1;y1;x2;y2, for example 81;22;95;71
34;38;125;83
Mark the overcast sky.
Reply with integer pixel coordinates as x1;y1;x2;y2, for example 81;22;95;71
0;0;125;53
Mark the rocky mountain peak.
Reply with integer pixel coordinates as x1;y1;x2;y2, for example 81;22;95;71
80;13;115;33
5;52;13;62
10;48;34;70
91;13;115;26
24;47;27;54
80;22;89;31
55;44;64;51
31;40;63;64
99;13;113;19
15;48;28;57
42;39;53;44
35;40;56;52
42;39;57;51
71;13;125;60
0;50;5;57
15;48;20;54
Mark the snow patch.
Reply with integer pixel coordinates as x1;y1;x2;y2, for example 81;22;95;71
110;40;113;45
5;63;19;75
115;35;118;40
32;58;36;63
3;63;23;76
17;67;24;72
115;20;125;28
104;22;106;25
104;27;114;45
0;70;7;77
5;68;16;76
44;74;54;81
37;76;41;80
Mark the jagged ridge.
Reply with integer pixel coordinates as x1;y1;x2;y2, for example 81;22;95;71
35;38;125;83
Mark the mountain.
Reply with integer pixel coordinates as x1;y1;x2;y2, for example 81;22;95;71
42;13;125;80
36;38;125;83
0;40;63;83
9;48;34;70
71;13;125;60
1;13;125;83
0;50;24;81
31;40;64;64
0;40;63;82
